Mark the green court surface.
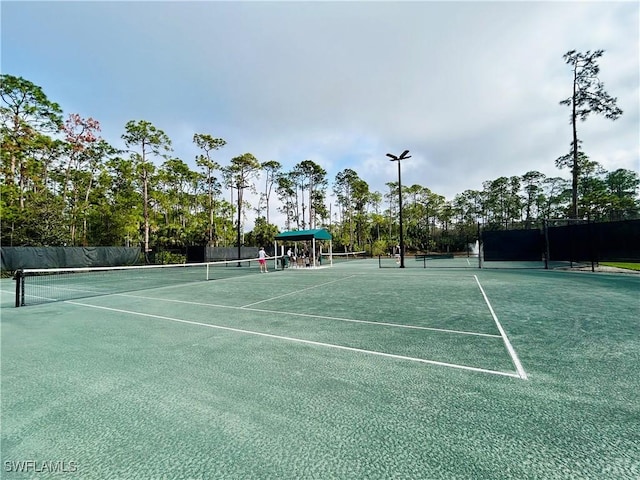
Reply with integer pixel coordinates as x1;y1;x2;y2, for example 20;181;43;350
1;260;639;479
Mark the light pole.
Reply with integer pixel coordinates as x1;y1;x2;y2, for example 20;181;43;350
386;150;411;268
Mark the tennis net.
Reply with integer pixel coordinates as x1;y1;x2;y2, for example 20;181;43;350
14;257;278;307
328;251;368;263
377;253;479;268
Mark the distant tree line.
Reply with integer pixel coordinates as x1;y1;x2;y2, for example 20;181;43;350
1;51;638;257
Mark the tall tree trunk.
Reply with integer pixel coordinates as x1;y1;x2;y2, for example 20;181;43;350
143;170;150;253
571;65;579;219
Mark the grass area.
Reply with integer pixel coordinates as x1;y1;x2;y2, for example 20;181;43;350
600;262;640;271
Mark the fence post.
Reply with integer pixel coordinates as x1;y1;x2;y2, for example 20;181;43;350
588;218;595;272
477;222;482;269
543;219;550;270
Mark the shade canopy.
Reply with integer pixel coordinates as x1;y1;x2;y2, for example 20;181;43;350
275;229;332;242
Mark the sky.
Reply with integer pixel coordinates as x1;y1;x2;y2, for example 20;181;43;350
2;0;639;230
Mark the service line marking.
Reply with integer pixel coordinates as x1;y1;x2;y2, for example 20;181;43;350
241;275;356;308
66;300;520;379
113;292;501;338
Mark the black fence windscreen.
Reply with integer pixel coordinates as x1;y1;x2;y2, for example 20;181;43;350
1;247;141;271
547;223;589;263
480;219;640;268
548;219;640;263
482;229;543;262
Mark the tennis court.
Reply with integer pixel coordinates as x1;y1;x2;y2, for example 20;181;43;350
1;259;639;479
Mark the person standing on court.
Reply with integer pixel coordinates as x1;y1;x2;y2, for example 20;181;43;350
258;246;268;273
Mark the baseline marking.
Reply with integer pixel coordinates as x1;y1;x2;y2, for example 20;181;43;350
473;275;528;380
66;300;520;379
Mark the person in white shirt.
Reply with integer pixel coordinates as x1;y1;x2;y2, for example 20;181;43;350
258;247;268;273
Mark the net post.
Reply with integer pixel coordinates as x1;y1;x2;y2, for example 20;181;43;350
14;269;23;308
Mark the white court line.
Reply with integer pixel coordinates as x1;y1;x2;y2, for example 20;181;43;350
114;292;501;338
18;293;59;302
65;300;520;379
241;275;356;307
473;275;528;380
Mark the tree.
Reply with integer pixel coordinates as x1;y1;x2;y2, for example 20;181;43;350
483;177;510;228
222;153;260;258
334;169;360;248
245;216;280;248
404;185;428;250
424;190;446;249
293;160;327;230
1;75;63;245
453;189;484;224
605;169;640;220
259;160;281;225
156;157;198;247
351;177;371;248
439;202;455;253
521;171;545;227
0;74;63;188
121;120;172;256
17;194;68;246
541;177;570;219
276;173;298;230
577;159;608;220
559;50;623;218
1;133;65;245
482;176;523;229
60;113;104;244
368;191;384;240
75;139;118;245
194;133;226;245
90;155;142;246
384;181;398;241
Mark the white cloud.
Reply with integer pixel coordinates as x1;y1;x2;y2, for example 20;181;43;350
2;0;638;232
